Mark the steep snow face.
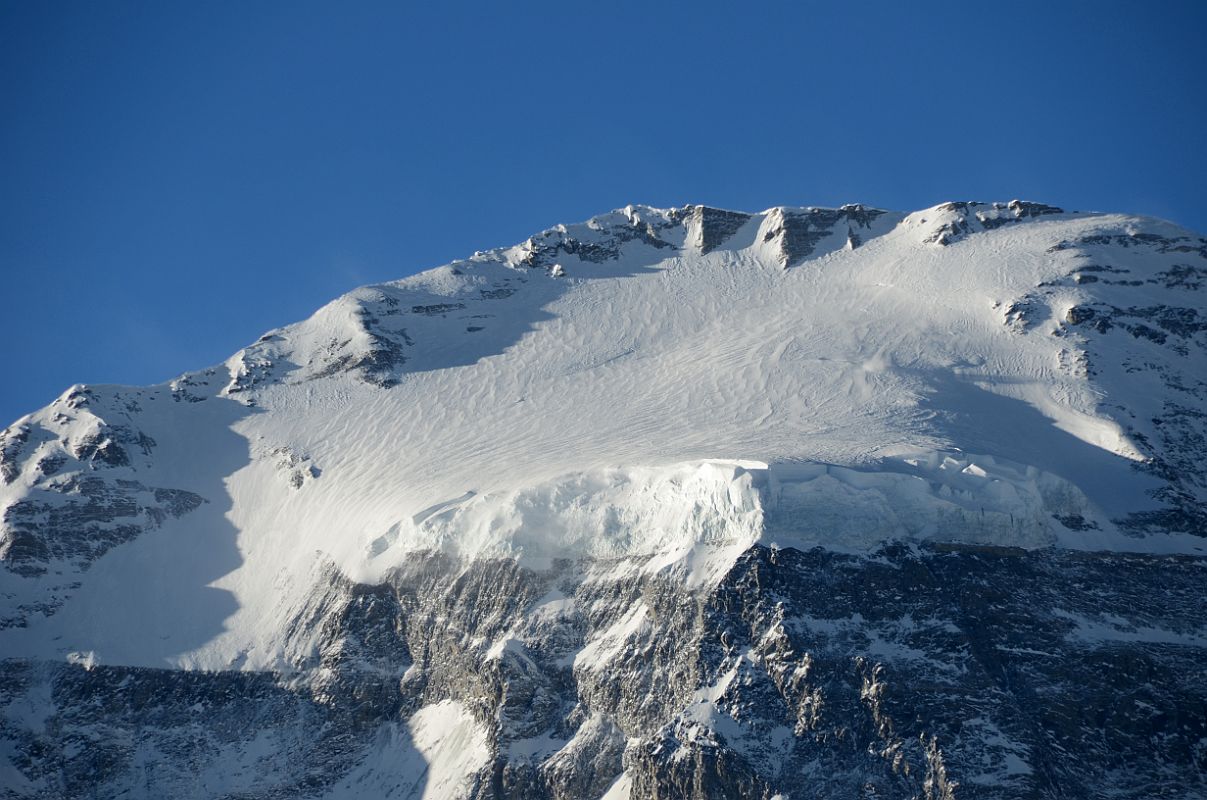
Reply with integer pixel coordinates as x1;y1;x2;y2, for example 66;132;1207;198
321;700;490;800
361;454;1131;579
368;461;766;577
1;201;1206;668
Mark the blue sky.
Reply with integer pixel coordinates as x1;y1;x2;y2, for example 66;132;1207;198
2;1;1205;425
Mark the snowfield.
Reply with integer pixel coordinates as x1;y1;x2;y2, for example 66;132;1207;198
1;200;1205;670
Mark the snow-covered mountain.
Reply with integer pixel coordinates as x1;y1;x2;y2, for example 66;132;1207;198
1;201;1205;799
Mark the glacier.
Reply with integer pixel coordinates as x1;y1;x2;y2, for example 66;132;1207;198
1;201;1205;798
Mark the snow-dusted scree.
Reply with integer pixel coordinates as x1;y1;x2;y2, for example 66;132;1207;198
1;202;1205;799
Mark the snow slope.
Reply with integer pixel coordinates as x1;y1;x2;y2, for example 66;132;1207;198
322;700;489;800
2;200;1205;670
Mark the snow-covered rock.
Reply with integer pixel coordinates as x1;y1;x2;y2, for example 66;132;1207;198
1;202;1205;798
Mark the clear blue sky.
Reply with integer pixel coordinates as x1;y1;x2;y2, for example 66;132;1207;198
2;1;1205;425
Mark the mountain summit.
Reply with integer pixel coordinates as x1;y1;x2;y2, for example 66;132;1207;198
2;202;1205;799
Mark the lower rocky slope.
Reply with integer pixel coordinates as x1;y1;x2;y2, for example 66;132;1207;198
3;544;1204;799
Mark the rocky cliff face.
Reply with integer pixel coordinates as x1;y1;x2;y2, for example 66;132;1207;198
1;202;1205;798
3;546;1203;798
